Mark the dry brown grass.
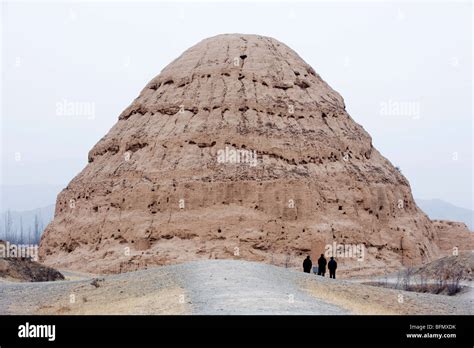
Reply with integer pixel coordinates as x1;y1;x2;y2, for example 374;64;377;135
36;287;189;315
300;278;462;315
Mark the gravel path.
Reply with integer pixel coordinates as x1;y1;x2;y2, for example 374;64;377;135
173;260;347;314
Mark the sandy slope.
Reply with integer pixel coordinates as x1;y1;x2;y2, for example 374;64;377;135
0;260;471;315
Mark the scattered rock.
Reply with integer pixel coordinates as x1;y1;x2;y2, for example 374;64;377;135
414;251;473;281
0;257;64;282
90;278;105;288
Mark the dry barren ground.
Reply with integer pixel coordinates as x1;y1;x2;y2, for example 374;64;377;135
0;260;471;315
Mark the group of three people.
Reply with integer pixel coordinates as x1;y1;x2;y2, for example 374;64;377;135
303;254;337;279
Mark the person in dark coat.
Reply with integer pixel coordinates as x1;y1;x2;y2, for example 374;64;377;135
317;254;327;276
303;256;312;273
328;256;337;279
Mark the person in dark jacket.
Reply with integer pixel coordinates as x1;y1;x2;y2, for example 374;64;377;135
317;254;327;276
303;256;312;273
328;256;337;279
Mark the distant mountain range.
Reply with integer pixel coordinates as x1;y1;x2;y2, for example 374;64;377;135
415;198;473;231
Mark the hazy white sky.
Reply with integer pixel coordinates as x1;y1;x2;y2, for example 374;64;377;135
1;0;472;209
